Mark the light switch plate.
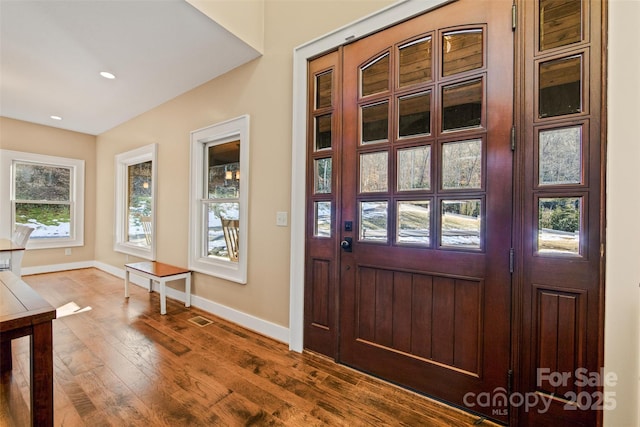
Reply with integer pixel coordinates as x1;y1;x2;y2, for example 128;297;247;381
276;211;288;226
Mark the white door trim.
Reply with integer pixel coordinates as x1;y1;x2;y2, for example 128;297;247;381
289;0;454;351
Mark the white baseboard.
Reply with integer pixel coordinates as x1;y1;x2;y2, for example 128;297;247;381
22;260;96;276
93;261;123;278
189;293;290;344
25;261;290;345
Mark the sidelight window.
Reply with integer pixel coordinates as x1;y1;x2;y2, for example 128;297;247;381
314;201;332;238
539;0;582;51
537;196;582;256
315;70;333;109
315;114;332;151
539;55;582;118
538;125;583;186
314;158;332;194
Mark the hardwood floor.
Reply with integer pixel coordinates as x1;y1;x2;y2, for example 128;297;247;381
1;268;499;426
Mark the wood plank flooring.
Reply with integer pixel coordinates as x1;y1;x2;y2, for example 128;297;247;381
1;268;499;426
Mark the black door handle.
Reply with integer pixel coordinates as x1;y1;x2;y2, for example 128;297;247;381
340;237;353;252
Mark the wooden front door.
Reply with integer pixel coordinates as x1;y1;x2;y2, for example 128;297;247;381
305;1;606;425
306;1;514;423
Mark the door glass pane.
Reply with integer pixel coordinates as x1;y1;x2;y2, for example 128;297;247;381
362;102;389;143
316;70;332;109
361;53;389;96
539;126;582;185
397;201;430;245
538;197;581;255
360;151;388;193
540;0;582;51
127;161;153;246
442;139;482;189
206;202;239;259
441;199;481;249
398;37;432;87
398;91;431;138
442;29;483;76
539;55;581;118
314;158;332;194
359;201;388;242
442;78;482;131
397;146;431;191
315;114;332;150
207;141;240;199
314;201;332;237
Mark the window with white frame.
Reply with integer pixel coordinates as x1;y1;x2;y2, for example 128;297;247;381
189;115;249;283
114;143;157;260
0;149;85;248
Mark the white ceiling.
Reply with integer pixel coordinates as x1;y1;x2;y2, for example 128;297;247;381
0;0;261;135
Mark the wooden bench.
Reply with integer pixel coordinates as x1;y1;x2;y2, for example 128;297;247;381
124;261;191;315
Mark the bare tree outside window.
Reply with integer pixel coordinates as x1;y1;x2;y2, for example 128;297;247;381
539;126;581;185
442;139;482;189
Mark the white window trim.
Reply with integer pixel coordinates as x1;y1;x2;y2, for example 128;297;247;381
189;115;249;284
114;143;158;260
0;149;85;249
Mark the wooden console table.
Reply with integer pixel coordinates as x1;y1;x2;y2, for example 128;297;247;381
124;261;191;315
0;271;56;427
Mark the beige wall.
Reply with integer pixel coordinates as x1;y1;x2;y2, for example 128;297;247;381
605;1;640;426
94;0;393;328
0;117;97;268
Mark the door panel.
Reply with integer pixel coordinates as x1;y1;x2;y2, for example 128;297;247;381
339;1;513;422
305;50;342;357
516;0;604;425
351;267;483;374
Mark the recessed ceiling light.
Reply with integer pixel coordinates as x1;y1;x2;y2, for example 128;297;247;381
100;71;116;79
50;115;62;121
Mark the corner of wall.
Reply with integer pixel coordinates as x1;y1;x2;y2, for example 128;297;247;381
185;0;264;54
